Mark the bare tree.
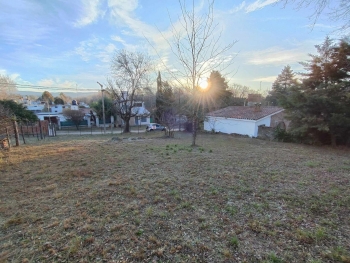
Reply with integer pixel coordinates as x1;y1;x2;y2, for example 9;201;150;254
164;0;237;146
0;75;17;100
281;0;350;31
107;50;152;133
63;109;85;130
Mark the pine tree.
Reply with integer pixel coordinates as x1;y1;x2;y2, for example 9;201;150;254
155;72;175;125
266;65;298;106
279;38;350;146
205;71;231;109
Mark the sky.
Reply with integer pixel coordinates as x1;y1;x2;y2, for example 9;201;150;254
0;0;344;97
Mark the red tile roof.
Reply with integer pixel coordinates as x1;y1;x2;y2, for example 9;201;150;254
206;106;284;120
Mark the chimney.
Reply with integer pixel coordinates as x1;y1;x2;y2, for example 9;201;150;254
254;103;262;112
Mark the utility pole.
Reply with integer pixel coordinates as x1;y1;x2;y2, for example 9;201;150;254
97;82;106;134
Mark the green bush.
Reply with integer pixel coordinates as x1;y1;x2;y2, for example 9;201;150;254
273;127;294;142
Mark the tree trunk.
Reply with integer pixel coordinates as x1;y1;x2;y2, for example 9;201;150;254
123;119;130;133
191;117;197;146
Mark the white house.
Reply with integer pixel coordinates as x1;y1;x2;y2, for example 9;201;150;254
204;106;284;137
131;101;151;125
115;91;151;126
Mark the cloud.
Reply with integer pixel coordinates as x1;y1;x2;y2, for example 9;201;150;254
245;0;280;13
229;1;246;14
107;0;178;54
0;69;8;76
252;76;277;82
74;0;102;27
302;23;335;29
0;0;52;44
111;35;126;44
243;46;308;66
37;78;77;89
73;37;117;63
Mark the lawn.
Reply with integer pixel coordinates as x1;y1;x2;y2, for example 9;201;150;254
0;132;349;263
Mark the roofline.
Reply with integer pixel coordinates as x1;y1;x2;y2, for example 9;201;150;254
206;109;284;121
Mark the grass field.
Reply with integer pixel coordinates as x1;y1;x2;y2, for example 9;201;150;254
0;132;349;263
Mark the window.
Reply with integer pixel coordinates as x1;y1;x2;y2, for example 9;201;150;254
141;117;147;122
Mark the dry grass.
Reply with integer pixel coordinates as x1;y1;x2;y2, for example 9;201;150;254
0;132;349;263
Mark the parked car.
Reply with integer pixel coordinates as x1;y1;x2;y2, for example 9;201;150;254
146;123;166;131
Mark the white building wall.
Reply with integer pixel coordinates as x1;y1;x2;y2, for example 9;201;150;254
204;115;272;137
50;105;64;113
204;117;256;137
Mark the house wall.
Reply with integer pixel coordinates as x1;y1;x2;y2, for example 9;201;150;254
50;105;64;113
204;117;256;137
270;111;290;130
204;115;272;137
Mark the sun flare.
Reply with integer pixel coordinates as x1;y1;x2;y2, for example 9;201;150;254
199;79;208;89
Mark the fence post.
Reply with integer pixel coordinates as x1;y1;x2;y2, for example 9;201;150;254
5;127;11;149
20;125;26;144
38;120;43;140
13;120;20;146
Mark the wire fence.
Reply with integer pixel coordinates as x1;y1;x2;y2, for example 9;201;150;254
0;119;50;152
56;124;146;135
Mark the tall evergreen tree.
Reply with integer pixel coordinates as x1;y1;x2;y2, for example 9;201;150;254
205;71;231;109
279;38;350;146
266;65;298;106
155;72;175;126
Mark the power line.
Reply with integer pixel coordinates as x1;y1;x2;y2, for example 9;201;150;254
0;82;97;92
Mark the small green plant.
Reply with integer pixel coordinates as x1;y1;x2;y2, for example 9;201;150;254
225;206;237;216
324;246;350;262
145;206;153;217
68;236;82;255
305;161;319;168
181;201;191;209
265;253;284;263
229;236;239;248
135;229;144;236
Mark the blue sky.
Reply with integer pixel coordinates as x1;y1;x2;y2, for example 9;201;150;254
0;0;341;96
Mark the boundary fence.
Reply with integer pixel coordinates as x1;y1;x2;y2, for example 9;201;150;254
0;119;50;151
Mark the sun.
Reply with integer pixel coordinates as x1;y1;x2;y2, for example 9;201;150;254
198;78;208;90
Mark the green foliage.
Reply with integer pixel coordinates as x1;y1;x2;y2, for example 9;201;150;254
54;97;64;105
273;127;294;142
266;65;298;106
278;38;350;146
0;99;38;122
90;97;116;120
155;72;175;125
205;70;231;109
229;236;239;248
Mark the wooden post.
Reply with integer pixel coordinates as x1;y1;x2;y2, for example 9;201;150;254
21;125;26;144
5;127;11;149
38;120;43;140
13;120;20;146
